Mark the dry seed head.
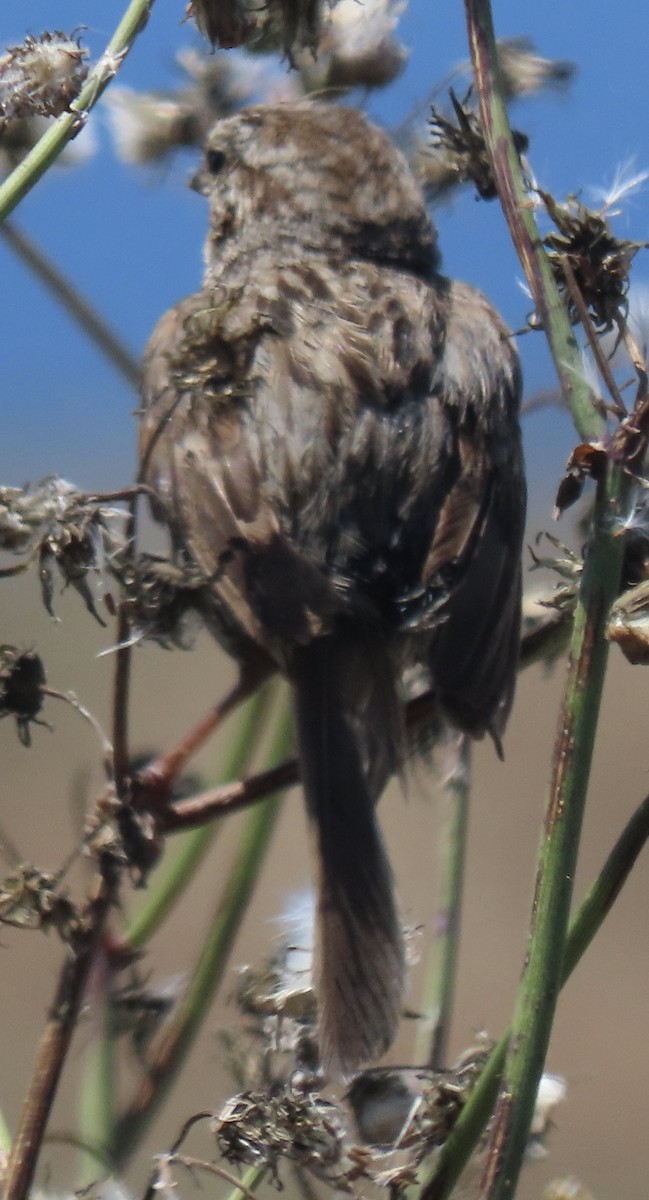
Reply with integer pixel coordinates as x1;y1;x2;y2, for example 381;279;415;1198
0;31;87;126
541;189;647;331
297;0;409;94
423;89;528;201
188;0;327;60
495;37;574;100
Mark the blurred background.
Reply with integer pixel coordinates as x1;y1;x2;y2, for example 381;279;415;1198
2;2;649;1197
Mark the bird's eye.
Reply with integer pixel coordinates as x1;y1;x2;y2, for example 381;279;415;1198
206;149;226;175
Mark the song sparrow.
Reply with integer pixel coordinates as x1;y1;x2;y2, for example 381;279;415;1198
139;101;525;1076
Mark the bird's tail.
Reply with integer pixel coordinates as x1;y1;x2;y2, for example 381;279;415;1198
291;634;404;1077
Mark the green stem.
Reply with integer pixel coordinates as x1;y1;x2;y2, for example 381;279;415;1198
76;951;117;1184
416;733;471;1069
464;0;603;442
420;781;649;1200
112;694;294;1167
0;0;155;224
224;1164;267;1200
0;1107;11;1156
419;469;627;1200
480;471;625;1200
126;684;275;950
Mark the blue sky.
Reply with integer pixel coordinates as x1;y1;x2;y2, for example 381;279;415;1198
2;0;649;507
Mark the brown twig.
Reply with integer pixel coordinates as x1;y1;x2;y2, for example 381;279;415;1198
147;611;566;835
559;255;627;418
618;320;648;400
41;687;113;760
111;603;134;795
3;860;118;1200
132;663;273;814
111;480;142;796
164;1156;264;1200
161;757;299;831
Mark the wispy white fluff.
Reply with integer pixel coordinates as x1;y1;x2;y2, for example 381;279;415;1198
590;158;649;214
272;888;315;988
527;1072;567;1159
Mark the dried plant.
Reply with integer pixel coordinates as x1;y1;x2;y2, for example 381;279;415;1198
0;31;88;127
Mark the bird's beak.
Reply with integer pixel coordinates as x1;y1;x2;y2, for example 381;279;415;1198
189;165;209;196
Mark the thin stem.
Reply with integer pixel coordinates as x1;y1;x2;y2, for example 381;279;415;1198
169;1157;266;1199
560;255;626;417
465;0;604;442
156;622;570;835
112;604;133;796
0;223;141;387
144;1146;266;1200
420;784;649;1200
76;947;117;1185
415;732;471;1069
42;688;113;760
0;0;155;224
137;665;271;809
112;693;294;1167
3;861;118;1200
125;683;276;950
478;468;625;1200
0;1108;10;1156
159;756;299;831
224;1165;267;1200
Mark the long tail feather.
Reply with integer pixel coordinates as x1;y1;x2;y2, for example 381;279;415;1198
292;636;404;1077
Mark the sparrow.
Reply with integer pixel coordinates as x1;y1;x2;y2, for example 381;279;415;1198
139;100;525;1076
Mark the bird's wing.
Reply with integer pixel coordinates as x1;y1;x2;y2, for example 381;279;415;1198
424;280;526;744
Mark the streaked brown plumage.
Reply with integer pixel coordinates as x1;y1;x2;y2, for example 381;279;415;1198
139;101;525;1076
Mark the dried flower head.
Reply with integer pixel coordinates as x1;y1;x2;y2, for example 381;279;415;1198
422;90;528;201
115;553;214;649
0;31;87;128
450;36;574;102
607;579;649;664
212;1086;345;1181
529;532;584;583
188;0;327;60
297;0;409;94
105;87;199;165
186;0;256;50
228;894;318;1083
410;37;572;201
106;50;266;166
84;786;161;882
541;189;647;332
494;37;574;100
527;534;582;638
0;477;128;623
0;646;48;746
0;864;77;937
